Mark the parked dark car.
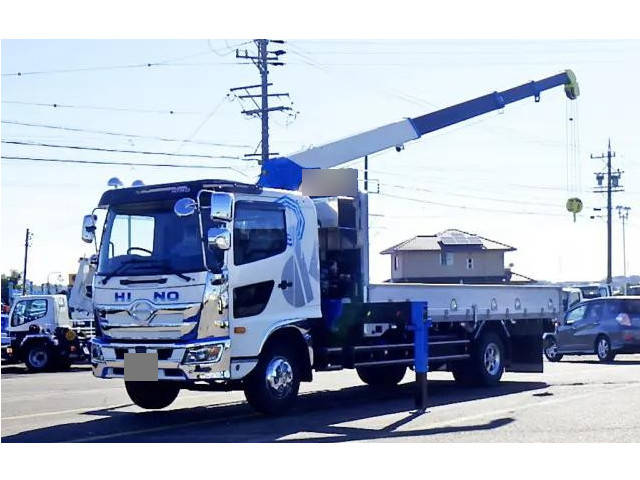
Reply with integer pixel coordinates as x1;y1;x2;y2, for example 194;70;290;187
544;297;640;362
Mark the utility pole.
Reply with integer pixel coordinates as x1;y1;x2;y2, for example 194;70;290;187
233;39;294;164
22;228;33;295
591;139;623;285
616;205;631;283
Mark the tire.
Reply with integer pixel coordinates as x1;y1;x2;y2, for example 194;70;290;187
356;365;407;388
243;343;300;416
125;381;180;409
24;343;53;372
452;332;505;387
595;335;616;363
544;337;564;362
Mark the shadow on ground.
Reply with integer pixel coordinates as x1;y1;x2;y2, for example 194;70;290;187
2;379;545;443
561;359;640;365
1;364;91;376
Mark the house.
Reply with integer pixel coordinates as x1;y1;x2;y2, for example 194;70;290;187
381;229;534;284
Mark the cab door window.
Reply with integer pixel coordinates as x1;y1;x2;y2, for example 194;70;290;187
565;305;586;325
233;202;287;266
11;299;48;326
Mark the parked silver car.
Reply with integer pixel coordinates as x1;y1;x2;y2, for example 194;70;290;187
544;297;640;362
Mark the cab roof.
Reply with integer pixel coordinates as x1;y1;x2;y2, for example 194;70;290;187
98;179;262;208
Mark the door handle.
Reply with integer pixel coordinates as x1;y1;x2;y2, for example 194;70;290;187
278;280;293;290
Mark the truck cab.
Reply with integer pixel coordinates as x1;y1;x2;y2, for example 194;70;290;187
86;179;323;412
6;294;90;371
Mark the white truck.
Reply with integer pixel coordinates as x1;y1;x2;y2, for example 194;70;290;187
4;294;91;371
83;70;578;414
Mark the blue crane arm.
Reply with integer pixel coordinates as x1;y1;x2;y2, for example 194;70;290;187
409;70;578;136
258;70;579;190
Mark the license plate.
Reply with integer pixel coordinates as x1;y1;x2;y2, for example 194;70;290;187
124;352;158;381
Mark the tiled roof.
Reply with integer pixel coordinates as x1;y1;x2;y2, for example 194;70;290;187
381;229;516;254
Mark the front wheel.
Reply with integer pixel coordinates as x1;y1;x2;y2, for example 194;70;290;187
25;344;52;372
596;335;616;363
125;381;180;409
356;365;407;388
244;344;300;415
544;337;564;362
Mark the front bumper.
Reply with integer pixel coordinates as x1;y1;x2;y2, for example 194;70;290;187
91;337;231;381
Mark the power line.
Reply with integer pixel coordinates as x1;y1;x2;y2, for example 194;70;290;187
1;120;251;148
378;192;567;217
2;140;246;160
376;179;568;209
1;155;253;177
0;47;235;77
2;100;198;115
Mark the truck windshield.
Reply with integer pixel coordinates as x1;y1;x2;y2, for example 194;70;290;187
579;286;602;299
97;201;221;277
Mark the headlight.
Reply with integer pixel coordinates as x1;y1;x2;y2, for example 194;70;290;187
183;344;224;364
91;342;104;362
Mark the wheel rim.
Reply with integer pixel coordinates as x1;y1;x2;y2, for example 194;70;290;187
545;340;558;359
265;356;294;399
483;342;501;376
28;348;48;368
598;338;609;358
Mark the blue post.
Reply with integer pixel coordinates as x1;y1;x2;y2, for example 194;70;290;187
412;301;430;411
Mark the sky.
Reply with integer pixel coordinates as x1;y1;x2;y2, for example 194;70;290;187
1;39;639;285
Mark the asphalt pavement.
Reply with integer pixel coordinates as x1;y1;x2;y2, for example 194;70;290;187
2;355;640;442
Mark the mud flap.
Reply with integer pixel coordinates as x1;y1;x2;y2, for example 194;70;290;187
505;319;544;373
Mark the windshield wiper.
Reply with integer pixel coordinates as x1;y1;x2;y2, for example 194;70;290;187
100;259;146;284
125;259;195;283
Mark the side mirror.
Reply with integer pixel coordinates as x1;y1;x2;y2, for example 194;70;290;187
82;215;97;243
210;193;233;221
207;227;231;250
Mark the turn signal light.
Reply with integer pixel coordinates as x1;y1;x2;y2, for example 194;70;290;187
234;327;246;334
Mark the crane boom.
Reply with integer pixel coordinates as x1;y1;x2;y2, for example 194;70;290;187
258;70;579;190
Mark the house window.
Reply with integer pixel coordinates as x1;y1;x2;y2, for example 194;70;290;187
467;257;474;269
393;255;399;271
440;251;453;266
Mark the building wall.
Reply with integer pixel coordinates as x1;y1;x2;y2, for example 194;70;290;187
390;250;505;281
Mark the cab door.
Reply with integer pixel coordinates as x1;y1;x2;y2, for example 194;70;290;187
227;195;317;358
9;298;51;333
573;301;604;350
557;304;587;352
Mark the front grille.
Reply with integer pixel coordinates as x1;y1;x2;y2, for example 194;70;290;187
115;347;173;360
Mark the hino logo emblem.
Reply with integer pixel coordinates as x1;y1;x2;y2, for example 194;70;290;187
128;300;156;326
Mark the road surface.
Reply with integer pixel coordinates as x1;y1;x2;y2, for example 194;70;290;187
2;355;639;442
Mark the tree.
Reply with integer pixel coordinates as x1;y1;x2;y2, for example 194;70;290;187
1;270;22;304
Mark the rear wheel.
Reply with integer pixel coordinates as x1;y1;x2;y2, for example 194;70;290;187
125;381;180;409
452;332;505;387
244;343;300;415
356;364;407;388
25;344;52;372
596;335;616;363
544;336;564;362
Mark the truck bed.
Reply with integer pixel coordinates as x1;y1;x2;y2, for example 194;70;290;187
368;282;562;323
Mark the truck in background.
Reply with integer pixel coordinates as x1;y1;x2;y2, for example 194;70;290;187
83;70;579;414
4;294;91;371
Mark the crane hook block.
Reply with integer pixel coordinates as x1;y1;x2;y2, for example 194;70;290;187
564;69;580;100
